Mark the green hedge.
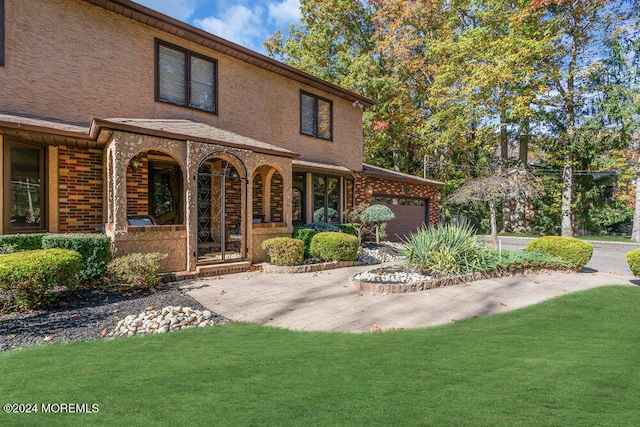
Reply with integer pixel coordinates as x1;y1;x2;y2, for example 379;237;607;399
292;226;317;258
337;224;358;237
42;234;111;282
525;236;593;269
0;234;44;251
626;248;640;276
0;249;82;311
262;237;304;266
310;232;359;262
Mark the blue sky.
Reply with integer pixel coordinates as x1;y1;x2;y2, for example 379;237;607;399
135;0;301;54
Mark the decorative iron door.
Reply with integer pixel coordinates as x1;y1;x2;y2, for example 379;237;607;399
196;162;243;263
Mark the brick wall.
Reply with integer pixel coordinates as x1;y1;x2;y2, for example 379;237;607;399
58;146;104;233
354;173;440;226
270;171;284;223
126;156;149;217
253;172;264;217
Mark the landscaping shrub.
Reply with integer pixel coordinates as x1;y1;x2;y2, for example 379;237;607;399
402;224;493;275
0;234;44;251
42;234;112;282
337;224;358;237
626;248;640;276
495;250;568;271
310;232;359;262
292;226;316;258
361;205;396;243
262;237;304;266
107;253;167;289
525;236;593;269
0;249;82;311
303;222;340;233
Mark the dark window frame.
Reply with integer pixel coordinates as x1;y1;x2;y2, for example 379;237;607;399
292;173;306;224
300;90;333;141
0;0;5;66
3;139;47;233
312;174;340;224
155;39;218;114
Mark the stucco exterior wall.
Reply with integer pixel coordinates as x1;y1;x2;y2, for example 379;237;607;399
0;0;363;171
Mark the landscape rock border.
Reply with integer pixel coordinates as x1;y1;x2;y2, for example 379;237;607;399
262;260;364;274
351;267;569;294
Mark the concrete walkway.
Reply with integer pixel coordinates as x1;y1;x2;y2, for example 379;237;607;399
180;264;638;333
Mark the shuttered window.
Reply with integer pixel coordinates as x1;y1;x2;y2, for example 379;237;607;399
156;40;217;113
300;91;332;140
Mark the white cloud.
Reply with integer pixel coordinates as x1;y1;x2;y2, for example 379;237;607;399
267;0;300;26
195;5;266;51
135;0;198;22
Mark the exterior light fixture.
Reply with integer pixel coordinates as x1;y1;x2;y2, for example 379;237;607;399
365;185;374;198
130;155;141;172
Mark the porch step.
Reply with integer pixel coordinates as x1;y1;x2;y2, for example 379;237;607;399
196;261;251;278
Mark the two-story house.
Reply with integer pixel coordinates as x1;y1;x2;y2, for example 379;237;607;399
0;0;443;275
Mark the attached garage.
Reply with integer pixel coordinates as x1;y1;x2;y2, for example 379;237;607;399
356;164;444;242
372;196;430;241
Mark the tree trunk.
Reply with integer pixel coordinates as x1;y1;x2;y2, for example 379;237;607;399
632;162;640;242
490;200;498;250
513;124;529;233
499;101;510;232
561;160;573;236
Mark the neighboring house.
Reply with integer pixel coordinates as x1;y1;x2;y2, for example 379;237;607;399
0;0;444;275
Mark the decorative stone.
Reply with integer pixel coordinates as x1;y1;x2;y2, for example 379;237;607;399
108;305;219;338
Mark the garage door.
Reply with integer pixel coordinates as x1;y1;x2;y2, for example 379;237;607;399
372;196;429;241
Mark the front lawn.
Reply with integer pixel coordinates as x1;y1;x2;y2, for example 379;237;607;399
2;286;639;425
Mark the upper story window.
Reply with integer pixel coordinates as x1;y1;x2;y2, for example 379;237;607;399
300;91;332;140
155;40;217;114
1;0;5;66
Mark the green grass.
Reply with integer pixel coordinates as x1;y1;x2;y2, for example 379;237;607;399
2;286;640;426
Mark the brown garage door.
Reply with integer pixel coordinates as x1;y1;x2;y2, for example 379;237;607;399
372;196;430;242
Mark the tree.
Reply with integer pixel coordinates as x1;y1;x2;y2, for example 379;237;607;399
361;205;396;244
448;170;540;248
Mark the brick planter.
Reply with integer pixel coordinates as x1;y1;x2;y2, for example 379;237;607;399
351;267;568;294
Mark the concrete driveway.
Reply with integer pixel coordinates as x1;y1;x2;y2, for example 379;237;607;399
181;245;637;332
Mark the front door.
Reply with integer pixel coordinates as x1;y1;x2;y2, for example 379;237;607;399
196;159;244;263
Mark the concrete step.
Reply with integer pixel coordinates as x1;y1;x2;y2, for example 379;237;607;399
196;261;251;277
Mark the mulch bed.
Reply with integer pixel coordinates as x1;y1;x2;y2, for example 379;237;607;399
0;283;227;352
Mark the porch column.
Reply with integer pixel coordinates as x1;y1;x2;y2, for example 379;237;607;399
111;139;129;236
185;141;199;271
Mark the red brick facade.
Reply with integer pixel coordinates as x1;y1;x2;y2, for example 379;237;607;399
270;171;284;223
126;157;149;217
58;146;104;233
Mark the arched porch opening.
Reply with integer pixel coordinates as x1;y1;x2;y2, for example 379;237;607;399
126;150;184;226
196;154;246;263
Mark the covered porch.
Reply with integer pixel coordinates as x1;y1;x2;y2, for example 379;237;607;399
98;119;297;272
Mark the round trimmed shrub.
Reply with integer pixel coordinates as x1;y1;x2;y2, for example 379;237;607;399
310;232;359;262
626;248;640;276
42;233;112;282
292;226;316;258
262;237;304;266
0;249;82;311
525;236;593;269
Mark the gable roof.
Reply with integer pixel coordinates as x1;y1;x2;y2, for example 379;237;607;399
82;0;374;108
0;112;298;158
363;164;445;187
92;118;299;158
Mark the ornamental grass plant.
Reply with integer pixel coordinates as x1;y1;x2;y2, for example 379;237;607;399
401;224;494;275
